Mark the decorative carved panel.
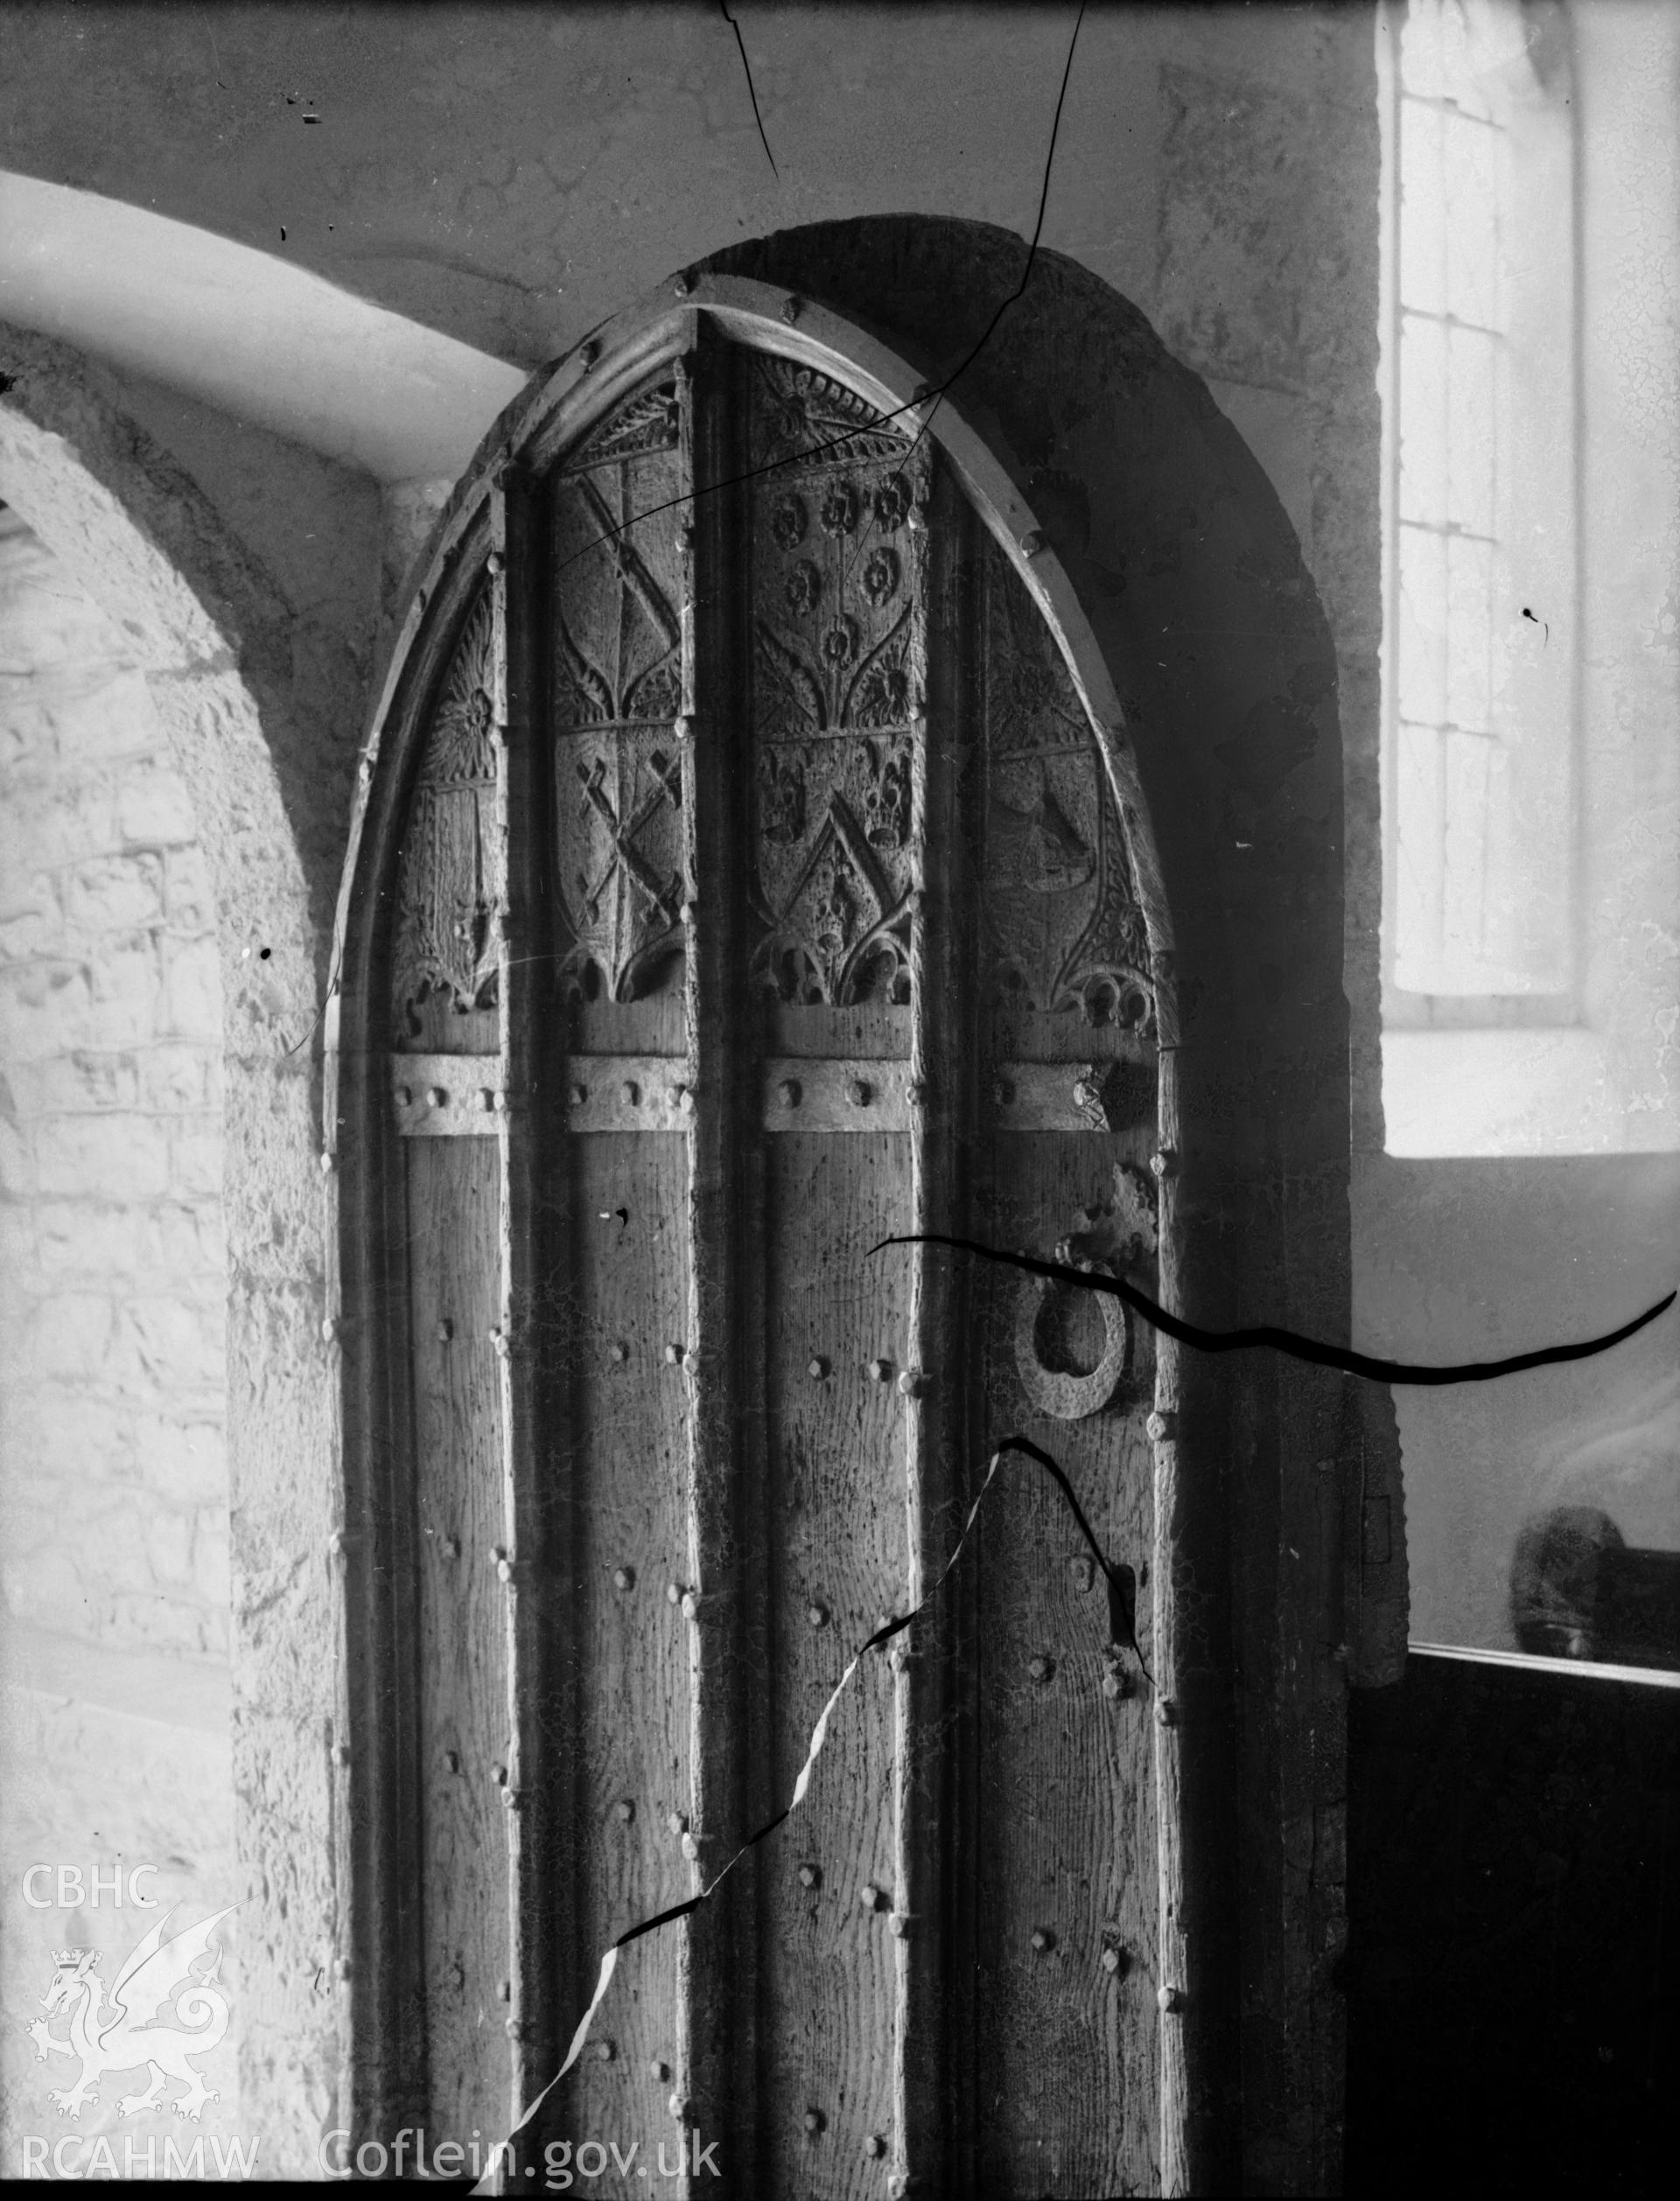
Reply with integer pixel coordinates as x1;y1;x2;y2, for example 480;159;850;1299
556;731;686;1004
981;543;1154;1028
551;371;689;1001
746;356;928;1004
391;587;501;1044
746;354;920;473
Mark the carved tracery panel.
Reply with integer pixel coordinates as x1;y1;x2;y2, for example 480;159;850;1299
390;587;503;1045
552;364;689;1004
747;357;930;1006
981;542;1154;1030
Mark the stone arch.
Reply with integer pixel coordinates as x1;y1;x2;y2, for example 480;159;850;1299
0;325;345;2164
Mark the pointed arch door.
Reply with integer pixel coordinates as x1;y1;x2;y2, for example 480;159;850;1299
329;285;1180;2197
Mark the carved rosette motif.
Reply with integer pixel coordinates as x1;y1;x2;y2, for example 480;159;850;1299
551;374;688;1000
981;546;1154;1029
747;357;928;1005
391;586;502;1041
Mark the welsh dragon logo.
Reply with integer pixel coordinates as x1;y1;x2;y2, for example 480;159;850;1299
22;1906;234;2122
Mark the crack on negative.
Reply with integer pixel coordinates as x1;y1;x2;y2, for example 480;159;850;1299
836;0;1087;602
550;2;1088;584
874;1234;1679;1388
719;1;780;180
466;1428;1142;2190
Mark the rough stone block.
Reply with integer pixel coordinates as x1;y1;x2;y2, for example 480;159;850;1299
0;963;92;1062
230;1546;335;1717
10;1388;136;1483
144;1502;197;1588
0;688;56;772
1;1540;86;1632
63;850;164;936
19;780;122;872
140;1039;215;1110
116;758;200;847
34;1111;170;1197
231;1705;332;1840
80;940;165;1049
0;1467;61;1559
110;1293;225;1398
131;1414;228;1504
152;1199;228;1276
227;1286;333;1563
0;885;63;961
0;1207;38;1286
164;844;215;931
36;1202;148;1276
169;1116;224;1198
106;1586;221;1658
162;934;221;1038
26;1288;114;1377
220;1056;326;1285
0;1111;33;1196
77;1483;164;1577
32;1048;144;1111
51;662;159;763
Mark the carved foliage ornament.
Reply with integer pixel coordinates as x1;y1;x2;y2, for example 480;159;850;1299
392;587;502;1041
747;355;914;474
747;356;927;1005
750;737;916;1006
981;546;1154;1030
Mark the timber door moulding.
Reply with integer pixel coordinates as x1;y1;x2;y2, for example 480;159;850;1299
325;276;1198;2198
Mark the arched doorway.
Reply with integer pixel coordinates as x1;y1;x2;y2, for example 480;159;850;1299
331;282;1180;2196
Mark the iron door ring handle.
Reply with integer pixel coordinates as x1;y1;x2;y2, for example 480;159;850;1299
1013;1270;1130;1420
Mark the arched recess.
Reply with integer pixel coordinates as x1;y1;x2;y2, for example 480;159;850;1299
0;326;346;2167
331;279;1191;2196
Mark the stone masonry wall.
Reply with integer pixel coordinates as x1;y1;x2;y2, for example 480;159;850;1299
0;507;240;2158
0;511;230;1668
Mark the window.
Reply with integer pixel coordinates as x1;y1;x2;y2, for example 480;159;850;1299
1381;0;1578;1023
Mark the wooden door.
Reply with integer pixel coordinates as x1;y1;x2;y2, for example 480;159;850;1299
332;300;1169;2197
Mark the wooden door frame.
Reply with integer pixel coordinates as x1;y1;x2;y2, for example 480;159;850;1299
323;276;1219;2186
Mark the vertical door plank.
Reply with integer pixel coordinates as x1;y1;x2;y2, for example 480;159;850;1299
760;1125;910;2197
741;356;931;2196
973;1132;1158;2200
970;538;1162;2197
544;363;700;2156
407;1136;512;2144
896;459;973;2195
387;571;514;2145
501;462;577;2117
683;329;760;2187
564;1126;695;2134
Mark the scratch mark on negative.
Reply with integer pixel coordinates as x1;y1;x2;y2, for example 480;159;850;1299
719;1;780;181
553;4;1086;583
